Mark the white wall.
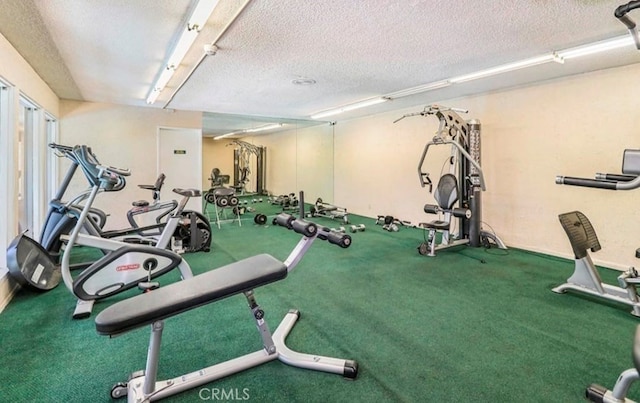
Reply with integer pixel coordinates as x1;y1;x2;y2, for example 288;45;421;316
59;101;202;230
331;63;640;270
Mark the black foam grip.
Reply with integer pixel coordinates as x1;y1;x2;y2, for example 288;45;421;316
274;213;295;228
599;173;636;182
556;176;617;190
291;219;317;237
452;207;470;218
424;204;439;214
616;1;640;18
327;232;351;248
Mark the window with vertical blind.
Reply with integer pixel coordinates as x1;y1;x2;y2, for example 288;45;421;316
45;114;58;201
18;96;39;234
0;77;12;275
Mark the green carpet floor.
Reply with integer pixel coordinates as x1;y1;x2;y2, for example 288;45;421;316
3;199;640;402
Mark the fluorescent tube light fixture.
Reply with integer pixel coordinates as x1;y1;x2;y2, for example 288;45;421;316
303;35;635;120
310;97;388;119
213;123;285;140
449;54;560;84
556;35;634;60
146;0;220;104
383;80;451;99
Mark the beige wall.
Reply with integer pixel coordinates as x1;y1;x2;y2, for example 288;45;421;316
59;100;202;230
237;123;334;202
202;137;235;190
332;63;640;270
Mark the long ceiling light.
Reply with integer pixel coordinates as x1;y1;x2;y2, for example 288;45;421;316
308;34;636;119
310;97;388;120
146;0;220;105
449;54;562;84
383;80;451;99
213;123;285;140
556;35;634;60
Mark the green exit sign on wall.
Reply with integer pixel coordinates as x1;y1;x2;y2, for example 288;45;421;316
174;150;186;154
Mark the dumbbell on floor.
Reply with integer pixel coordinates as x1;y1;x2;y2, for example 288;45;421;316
254;214;267;225
331;227;346;234
350;224;366;233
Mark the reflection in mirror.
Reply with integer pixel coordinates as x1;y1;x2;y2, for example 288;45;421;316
201;112;334;205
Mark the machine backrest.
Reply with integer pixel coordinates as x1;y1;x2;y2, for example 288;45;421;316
210;167;230;186
633;325;640;373
434;174;459;210
558;211;601;259
153;173;166;191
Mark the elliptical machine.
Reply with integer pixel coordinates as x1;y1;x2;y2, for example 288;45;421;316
394;104;507;257
41;143;210;255
57;145;196;319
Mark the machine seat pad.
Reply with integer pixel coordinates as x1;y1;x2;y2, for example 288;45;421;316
173;188;201;197
95;254;287;336
132;200;150;207
423;220;450;231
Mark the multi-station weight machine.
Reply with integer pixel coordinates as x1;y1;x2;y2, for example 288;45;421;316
395;104;506;256
229;140;267;195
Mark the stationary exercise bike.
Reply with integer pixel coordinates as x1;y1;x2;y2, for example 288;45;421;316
58;145;196;318
555;149;640;316
45;143;210;253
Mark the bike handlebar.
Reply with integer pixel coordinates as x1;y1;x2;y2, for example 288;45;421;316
615;1;640;20
615;1;640;49
556;174;640;190
555;176;618;189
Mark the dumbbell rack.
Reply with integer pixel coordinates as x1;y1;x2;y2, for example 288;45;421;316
203;193;241;229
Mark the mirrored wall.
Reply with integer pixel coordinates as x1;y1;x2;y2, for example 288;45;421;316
201;111;334;204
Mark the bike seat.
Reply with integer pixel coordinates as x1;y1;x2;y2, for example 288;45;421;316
132;200;150;207
173;188;201;197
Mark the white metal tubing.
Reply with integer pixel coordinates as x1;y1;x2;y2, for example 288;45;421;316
61;185;101;292
272;311;347;375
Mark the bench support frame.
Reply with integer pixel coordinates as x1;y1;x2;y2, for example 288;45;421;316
120;299;356;402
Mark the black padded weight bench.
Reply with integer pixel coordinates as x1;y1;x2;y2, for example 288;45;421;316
95;213;357;402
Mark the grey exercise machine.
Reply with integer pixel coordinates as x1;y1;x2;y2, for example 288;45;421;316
555;149;640;316
554;211;640;317
394;104;506;256
586;325;640;402
229;139;267;195
95;213;356;401
59;145;196;318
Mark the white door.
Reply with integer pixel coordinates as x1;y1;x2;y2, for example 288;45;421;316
157;127;202;213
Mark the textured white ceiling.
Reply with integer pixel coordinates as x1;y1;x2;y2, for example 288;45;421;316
1;0;639;132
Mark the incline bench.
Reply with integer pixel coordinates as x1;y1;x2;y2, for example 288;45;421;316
95;213;357;402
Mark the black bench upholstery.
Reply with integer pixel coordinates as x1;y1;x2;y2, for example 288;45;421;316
95;254;288;336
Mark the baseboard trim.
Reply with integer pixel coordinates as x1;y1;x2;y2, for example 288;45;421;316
507;243;627;272
0;270;18;314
